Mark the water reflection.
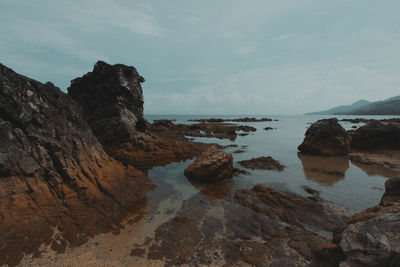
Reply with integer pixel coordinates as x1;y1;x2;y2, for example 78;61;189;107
297;153;349;186
350;160;400;179
187;178;234;200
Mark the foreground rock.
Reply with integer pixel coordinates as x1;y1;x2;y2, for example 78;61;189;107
147;184;348;266
68;62;210;169
298;118;350;156
184;146;233;182
0;63;152;266
350;120;400;152
332;178;400;266
238;156;284;171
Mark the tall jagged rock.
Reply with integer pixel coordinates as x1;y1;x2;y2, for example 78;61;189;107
0;63;152;266
68;61;208;169
68;61;146;146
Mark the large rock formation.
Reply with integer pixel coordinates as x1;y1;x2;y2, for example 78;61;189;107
184;146;233;182
298;118;350;156
350;120;400;151
0;63;152;266
68;60;146;146
68;62;209;169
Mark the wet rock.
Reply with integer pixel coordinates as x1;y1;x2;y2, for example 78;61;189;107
238;156;284;171
380;178;400;206
351;120;400;152
303;186;320;196
149;120;256;141
263;127;276;131
148;184;347;266
339;212;400;266
189;117;273;123
0;63;152;266
184;146;233;182
298;118;350;156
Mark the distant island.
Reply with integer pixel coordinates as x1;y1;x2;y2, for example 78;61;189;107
307;95;400;115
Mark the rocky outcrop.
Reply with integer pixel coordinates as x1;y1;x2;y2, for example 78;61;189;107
184;146;233;182
298;118;350;156
333;178;400;266
149;120;256;141
147;184;348;266
188;117;273;123
68;61;146;146
350;120;400;152
0;63;152;266
238;156;284;171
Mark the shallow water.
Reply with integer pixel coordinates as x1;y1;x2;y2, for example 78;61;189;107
145;114;400;213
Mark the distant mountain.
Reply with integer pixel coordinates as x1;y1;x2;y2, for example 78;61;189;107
336;99;400;115
306;95;400;115
306;99;371;115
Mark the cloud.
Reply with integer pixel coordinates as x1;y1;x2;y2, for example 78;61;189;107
182;16;200;25
275;34;291;40
145;64;400;115
236;42;257;55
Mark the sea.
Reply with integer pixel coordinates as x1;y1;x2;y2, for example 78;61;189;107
144;114;400;214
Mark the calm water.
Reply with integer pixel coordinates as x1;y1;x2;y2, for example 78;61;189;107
144;114;400;213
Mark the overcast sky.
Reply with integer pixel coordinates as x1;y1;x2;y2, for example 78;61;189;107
1;0;399;114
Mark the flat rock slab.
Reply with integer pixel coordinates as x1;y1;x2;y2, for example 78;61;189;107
238;156;284;171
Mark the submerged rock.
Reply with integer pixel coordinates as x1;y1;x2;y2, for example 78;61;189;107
184;146;233;182
238;156;284;171
298;118;350;156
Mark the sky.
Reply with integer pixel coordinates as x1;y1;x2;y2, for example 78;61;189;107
1;0;399;115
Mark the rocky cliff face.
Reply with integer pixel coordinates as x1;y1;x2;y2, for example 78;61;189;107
68;61;146;146
0;63;152;266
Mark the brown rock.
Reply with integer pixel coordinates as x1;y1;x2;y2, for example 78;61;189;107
238;156;284;171
351;120;400;152
0;63;152;266
184;146;233;182
298;118;350;156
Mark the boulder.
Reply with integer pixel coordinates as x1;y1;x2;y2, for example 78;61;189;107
68;60;146;146
298;118;350;156
339;212;400;266
184;146;233;182
351;120;400;151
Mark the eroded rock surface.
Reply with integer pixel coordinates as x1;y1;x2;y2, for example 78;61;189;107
238;156;284;171
0;63;152;266
184;146;233;182
298;118;350;156
147;184;347;266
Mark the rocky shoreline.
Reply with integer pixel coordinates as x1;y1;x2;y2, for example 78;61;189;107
1;62;400;266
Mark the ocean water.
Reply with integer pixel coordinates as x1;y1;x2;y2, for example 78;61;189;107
144;114;400;213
